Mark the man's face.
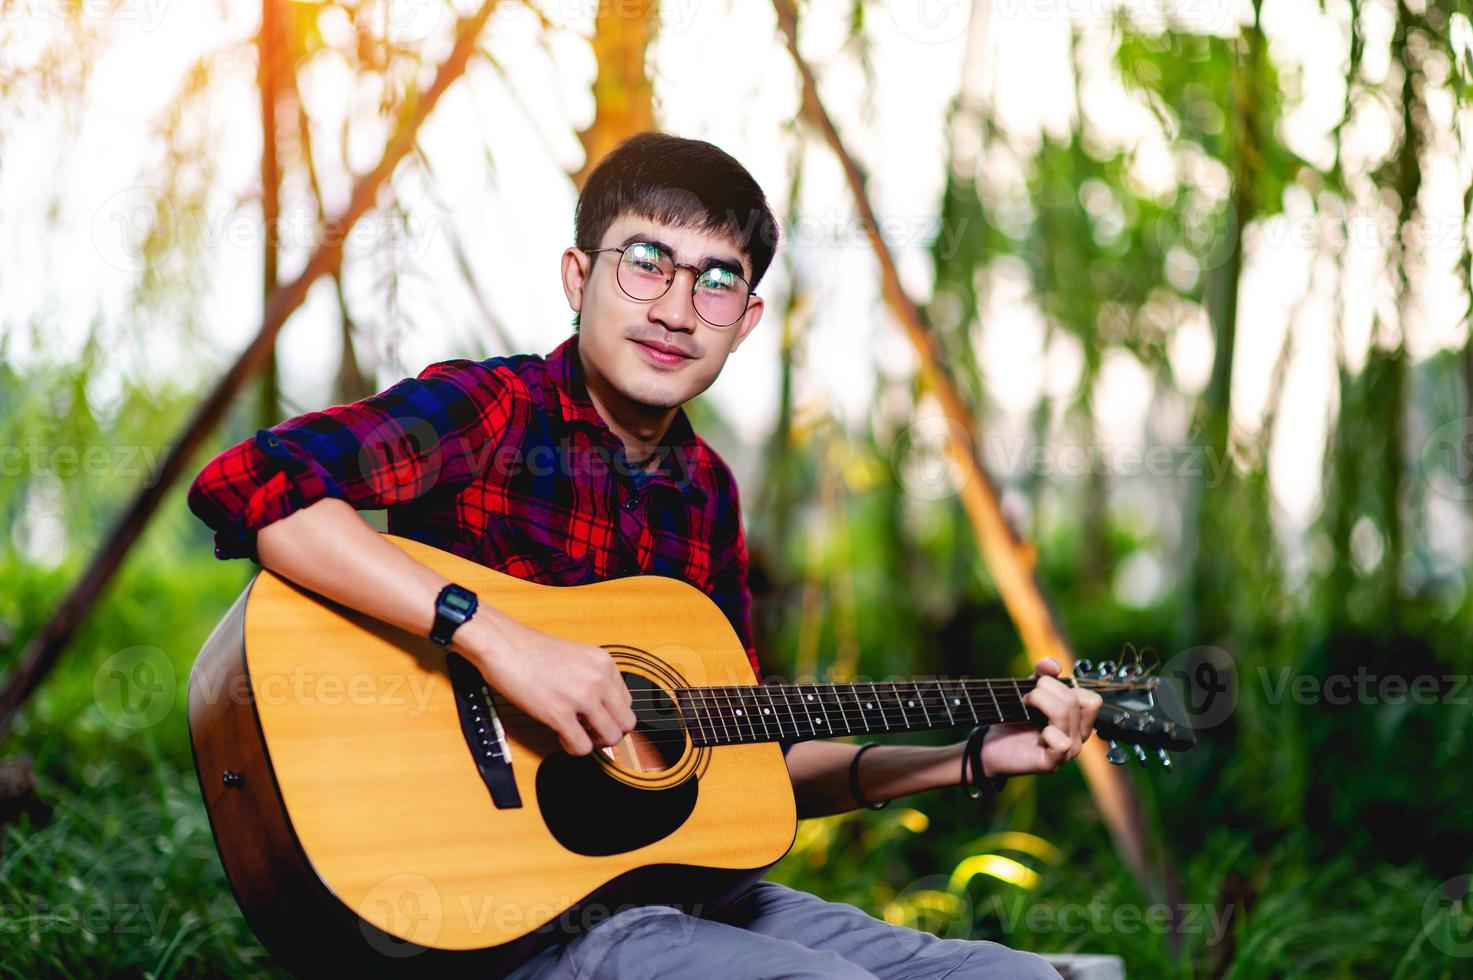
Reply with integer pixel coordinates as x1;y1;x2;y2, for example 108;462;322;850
560;212;765;411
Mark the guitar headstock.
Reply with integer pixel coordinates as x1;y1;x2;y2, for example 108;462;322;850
1072;653;1197;769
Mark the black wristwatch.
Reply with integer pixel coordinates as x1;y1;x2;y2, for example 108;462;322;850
429;583;479;649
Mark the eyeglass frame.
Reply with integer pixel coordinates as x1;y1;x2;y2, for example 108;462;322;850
581;242;756;328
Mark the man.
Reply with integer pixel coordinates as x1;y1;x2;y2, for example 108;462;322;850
189;131;1096;978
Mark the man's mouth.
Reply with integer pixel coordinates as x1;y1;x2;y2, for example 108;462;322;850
632;338;694;366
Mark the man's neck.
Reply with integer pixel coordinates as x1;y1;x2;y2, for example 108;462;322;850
578;346;679;471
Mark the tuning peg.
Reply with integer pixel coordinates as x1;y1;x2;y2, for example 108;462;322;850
1157;748;1172;770
1106;740;1127;765
1077;659;1094;675
1099;661;1116;676
1134;744;1149;766
1117;662;1137;678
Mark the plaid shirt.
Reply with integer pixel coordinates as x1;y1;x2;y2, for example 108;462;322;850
187;335;760;678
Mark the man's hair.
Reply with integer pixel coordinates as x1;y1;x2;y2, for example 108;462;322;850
572;131;780;330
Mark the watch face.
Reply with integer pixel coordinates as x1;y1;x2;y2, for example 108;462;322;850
444;590;475;615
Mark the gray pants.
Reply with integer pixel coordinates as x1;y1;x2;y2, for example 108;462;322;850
508;881;1060;979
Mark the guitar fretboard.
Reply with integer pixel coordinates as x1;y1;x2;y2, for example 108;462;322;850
675;679;1041;747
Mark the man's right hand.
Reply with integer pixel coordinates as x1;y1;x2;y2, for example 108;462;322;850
457;611;637;756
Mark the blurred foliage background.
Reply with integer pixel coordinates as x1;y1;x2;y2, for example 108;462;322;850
3;0;1473;977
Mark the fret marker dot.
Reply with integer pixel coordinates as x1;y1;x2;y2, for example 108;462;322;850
735;709;743;716
953;698;960;705
806;694;814;701
907;700;915;707
762;707;771;714
864;702;873;709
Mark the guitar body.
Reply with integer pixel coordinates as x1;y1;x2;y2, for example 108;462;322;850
189;534;796;978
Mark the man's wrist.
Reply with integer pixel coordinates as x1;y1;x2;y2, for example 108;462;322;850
449;603;517;664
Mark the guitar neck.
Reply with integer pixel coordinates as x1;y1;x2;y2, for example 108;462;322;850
676;678;1043;747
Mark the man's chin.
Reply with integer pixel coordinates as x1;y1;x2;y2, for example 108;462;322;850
608;373;693;412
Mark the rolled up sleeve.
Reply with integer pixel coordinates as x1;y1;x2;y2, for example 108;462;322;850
187;358;520;562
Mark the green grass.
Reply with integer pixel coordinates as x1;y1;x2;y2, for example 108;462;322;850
2;546;1470;978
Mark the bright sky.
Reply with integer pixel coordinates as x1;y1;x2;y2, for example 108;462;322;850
2;0;1471;591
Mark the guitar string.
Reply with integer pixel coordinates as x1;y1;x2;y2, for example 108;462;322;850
485;686;1038;732
480;701;1164;750
460;676;1144;707
484;682;1043;717
481;687;1147;746
466;678;1148;725
474;678;1147;720
476;687;1173;750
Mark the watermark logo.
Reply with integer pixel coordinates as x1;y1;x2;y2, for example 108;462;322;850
1155;196;1238;279
359;873;443;956
380;0;444;42
891;416;972;501
357;416;446;503
1421;416;1473;502
883;873;975;944
1159;644;1237;731
1423;875;1473;958
887;0;972;44
91;186;175;274
93;645;175;730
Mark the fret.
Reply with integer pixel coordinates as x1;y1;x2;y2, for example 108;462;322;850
791;684;816;735
723;686;758;742
958;681;981;725
860;683;889;730
710;687;740;743
705;688;733;744
860;683;877;730
769;685;797;741
983;680;1003;725
804;685;832;735
844;685;871;734
936;678;968;727
813;680;836;733
680;689;710;746
911;682;933;727
765;683;789;736
818;684;849;737
933;679;956;726
1010;679;1027;725
744;686;773;741
889;683;910;728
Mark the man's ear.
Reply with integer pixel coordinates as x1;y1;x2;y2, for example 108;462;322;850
728;293;765;353
561;247;591;313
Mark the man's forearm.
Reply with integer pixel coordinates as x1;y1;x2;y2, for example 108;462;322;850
783;739;967;818
254;497;520;660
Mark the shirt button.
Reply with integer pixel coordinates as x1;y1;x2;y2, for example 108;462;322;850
623;494;640;513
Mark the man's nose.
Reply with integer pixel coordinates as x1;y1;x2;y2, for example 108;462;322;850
647;267;699;332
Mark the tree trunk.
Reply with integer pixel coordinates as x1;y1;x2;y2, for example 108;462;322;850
258;0;284;427
772;0;1164;901
569;0;659;190
0;0;505;738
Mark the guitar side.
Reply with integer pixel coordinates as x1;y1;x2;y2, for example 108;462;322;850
188;534;797;977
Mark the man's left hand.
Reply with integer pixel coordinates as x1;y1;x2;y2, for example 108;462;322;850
976;657;1104;777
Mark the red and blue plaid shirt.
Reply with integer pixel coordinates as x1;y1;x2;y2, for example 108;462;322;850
187;335;760;678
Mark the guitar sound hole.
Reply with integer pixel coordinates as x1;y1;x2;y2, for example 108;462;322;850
597;673;686;775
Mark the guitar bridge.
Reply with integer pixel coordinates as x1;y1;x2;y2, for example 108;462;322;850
447;652;522;809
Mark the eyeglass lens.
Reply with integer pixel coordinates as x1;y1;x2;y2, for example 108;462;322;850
616;242;749;327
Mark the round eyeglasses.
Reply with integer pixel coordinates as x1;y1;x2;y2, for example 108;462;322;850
583;241;753;328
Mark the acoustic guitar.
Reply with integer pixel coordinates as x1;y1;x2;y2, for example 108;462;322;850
188;534;1194;977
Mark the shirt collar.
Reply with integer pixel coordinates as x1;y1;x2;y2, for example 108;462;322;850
543;335;705;497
